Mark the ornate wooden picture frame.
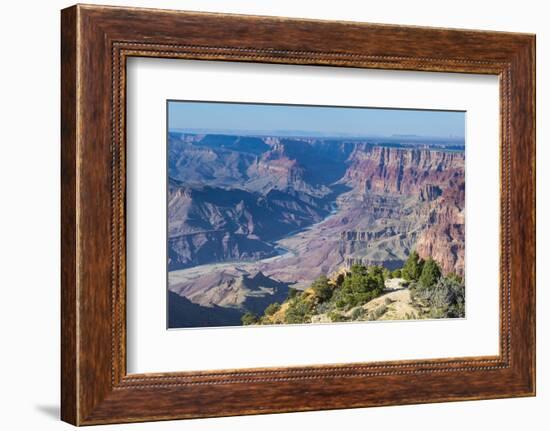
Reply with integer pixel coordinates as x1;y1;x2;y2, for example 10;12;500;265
61;4;535;425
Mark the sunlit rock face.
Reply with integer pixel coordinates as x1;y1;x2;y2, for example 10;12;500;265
342;146;465;275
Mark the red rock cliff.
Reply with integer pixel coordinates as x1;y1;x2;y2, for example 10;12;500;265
344;146;464;195
344;146;465;275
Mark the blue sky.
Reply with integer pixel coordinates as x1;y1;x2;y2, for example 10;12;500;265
168;100;465;139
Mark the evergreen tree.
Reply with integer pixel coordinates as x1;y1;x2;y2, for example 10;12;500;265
368;266;386;290
334;273;346;287
402;251;425;281
418;257;442;288
285;298;314;324
334;264;385;309
445;272;463;284
391;268;402;278
311;275;333;302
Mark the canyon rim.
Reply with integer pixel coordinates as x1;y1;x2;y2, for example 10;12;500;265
167;101;466;328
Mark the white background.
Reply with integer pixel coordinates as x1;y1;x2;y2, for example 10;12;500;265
0;0;547;430
127;59;500;373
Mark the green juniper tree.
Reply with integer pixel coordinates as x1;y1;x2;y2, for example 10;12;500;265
285;297;314;324
402;251;425;281
311;275;333;302
391;268;402;278
332;264;385;310
418;257;442;288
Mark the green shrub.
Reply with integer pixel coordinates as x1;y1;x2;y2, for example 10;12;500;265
375;304;388;318
402;251;425;281
445;272;463;284
285;297;314;324
331;264;385;310
315;300;332;314
370;304;388;320
328;311;349;322
350;307;364;320
241;312;258;325
391;268;402;278
418;257;442;288
311;275;333;302
412;274;465;318
263;302;281;316
334;273;346;287
368;265;386;285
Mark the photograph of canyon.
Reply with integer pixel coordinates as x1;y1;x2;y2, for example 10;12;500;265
167;101;465;329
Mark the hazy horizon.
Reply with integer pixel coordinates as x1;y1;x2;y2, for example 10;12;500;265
169;127;465;142
168;100;466;141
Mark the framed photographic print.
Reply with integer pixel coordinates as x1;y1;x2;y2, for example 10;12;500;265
61;4;536;425
164;101;466;330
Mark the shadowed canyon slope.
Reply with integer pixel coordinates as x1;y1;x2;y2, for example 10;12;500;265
167;133;465;325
